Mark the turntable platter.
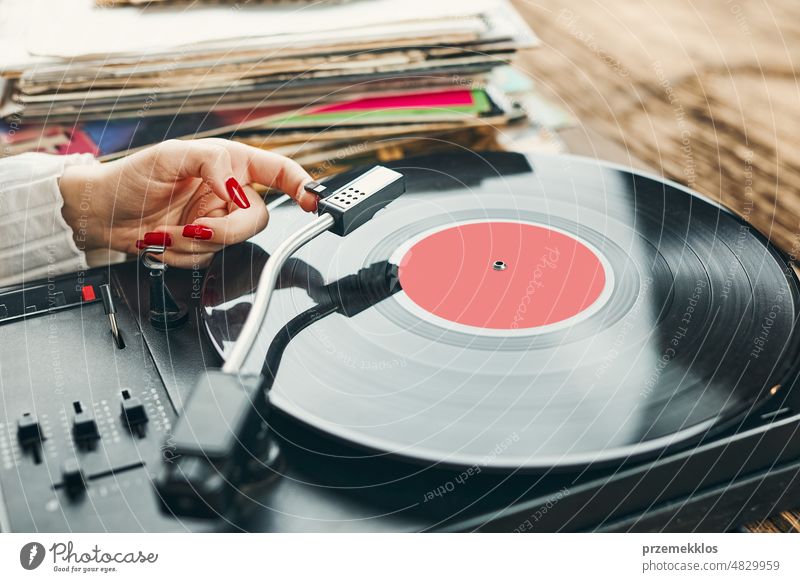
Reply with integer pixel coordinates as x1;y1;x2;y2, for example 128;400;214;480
201;152;800;470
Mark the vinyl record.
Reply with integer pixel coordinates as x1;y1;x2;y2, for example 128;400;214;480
201;152;800;470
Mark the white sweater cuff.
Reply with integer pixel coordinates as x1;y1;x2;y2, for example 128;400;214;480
0;152;99;287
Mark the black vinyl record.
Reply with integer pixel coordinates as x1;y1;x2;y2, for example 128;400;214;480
201;152;800;471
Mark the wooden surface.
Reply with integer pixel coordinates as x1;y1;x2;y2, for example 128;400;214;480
512;0;800;532
513;0;800;253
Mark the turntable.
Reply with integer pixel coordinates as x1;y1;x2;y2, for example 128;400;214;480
2;151;800;532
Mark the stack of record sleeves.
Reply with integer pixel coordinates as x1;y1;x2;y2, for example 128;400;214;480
0;0;541;172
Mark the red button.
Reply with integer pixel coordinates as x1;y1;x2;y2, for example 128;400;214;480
81;285;96;302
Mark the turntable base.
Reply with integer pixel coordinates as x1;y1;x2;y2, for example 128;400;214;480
1;151;800;532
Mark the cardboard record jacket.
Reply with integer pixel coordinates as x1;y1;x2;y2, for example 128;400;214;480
201;152;800;471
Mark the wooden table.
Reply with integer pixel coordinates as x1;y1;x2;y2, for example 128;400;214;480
512;0;800;532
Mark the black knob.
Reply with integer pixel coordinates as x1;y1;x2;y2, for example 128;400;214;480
61;459;85;500
140;249;188;330
120;389;148;430
149;271;188;329
16;413;42;446
72;412;100;443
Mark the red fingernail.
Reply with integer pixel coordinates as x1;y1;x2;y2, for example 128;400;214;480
313;195;319;212
225;177;249;209
142;231;172;247
182;224;214;240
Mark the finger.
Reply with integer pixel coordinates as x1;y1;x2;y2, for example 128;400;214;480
192;187;270;246
156;139;246;209
133;186;265;253
160;250;217;270
135;228;224;254
211;139;317;212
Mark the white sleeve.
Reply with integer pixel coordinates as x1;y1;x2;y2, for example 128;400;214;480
0;152;99;287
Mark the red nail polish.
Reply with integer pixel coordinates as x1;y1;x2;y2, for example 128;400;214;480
313;195;319;212
142;231;172;247
225;177;250;209
182;224;214;240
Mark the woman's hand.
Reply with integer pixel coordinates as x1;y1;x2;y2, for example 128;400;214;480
59;138;317;268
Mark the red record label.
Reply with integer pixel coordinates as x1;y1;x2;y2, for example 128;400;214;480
397;220;608;331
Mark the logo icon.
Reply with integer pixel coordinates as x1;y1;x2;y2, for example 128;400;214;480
20;542;46;570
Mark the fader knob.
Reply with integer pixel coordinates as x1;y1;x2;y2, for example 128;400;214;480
61;459;86;500
16;413;42;446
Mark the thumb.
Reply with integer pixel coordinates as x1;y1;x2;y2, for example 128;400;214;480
191;186;270;245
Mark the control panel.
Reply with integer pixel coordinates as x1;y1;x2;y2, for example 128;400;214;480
0;267;205;532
